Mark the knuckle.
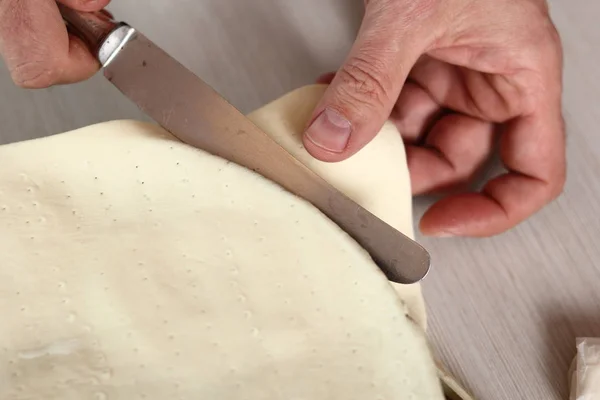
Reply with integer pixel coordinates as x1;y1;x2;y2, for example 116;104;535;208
548;170;566;200
10;60;60;88
543;162;566;201
545;21;562;48
337;55;394;110
544;23;564;67
524;5;563;56
534;20;563;58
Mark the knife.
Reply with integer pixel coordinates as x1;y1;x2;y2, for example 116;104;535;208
58;6;431;285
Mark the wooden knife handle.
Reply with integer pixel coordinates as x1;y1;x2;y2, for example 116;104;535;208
58;4;118;57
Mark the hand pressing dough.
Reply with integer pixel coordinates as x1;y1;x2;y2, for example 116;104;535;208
248;85;427;329
0;84;451;399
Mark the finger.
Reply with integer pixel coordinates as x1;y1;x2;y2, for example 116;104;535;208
0;0;110;88
303;1;440;162
100;9;115;20
409;55;523;122
57;0;111;12
390;81;443;144
316;74;444;144
316;72;336;85
420;111;566;237
406;114;496;195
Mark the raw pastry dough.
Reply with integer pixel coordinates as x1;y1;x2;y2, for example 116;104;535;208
248;86;427;329
571;338;600;400
0;84;450;399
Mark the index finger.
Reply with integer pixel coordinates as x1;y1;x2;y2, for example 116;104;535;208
419;106;566;237
0;0;110;88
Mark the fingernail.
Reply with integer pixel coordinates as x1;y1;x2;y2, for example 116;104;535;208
422;228;456;237
305;108;351;153
431;231;456;238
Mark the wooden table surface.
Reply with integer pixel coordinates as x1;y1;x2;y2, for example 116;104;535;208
1;1;598;399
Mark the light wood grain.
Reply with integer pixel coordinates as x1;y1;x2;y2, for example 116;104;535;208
0;1;597;399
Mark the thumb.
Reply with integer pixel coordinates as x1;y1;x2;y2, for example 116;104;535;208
303;1;436;161
58;0;111;12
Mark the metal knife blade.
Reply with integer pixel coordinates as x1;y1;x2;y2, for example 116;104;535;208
59;7;431;284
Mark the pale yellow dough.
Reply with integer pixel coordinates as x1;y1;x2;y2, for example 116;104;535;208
0;84;451;399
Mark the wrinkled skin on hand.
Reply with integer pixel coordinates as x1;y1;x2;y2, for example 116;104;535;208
0;0;111;87
304;0;565;237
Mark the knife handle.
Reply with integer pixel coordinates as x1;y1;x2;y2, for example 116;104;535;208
58;5;134;67
58;5;117;53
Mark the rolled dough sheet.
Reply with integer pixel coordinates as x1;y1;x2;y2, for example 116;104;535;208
0;84;465;399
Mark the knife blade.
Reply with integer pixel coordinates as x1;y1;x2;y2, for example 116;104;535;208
59;7;431;284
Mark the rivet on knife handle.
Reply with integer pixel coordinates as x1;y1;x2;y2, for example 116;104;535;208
58;7;431;284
